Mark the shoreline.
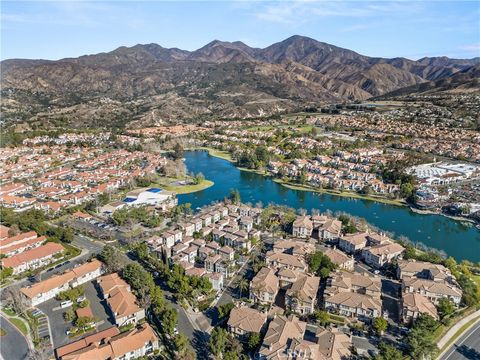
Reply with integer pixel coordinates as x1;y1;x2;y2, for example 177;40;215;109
192;148;480;225
193;147;406;207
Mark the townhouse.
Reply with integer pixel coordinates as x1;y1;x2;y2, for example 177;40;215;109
338;232;369;254
97;273;145;327
1;242;65;275
21;260;104;306
401;293;439;323
266;252;308;273
323;248;354;271
324;271;382;321
55;323;159;360
292;216;314;238
361;241;405;268
250;267;279;306
0;231;45;257
285;273;320;315
227;305;267;338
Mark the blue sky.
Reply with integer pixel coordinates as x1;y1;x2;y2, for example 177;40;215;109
1;1;479;60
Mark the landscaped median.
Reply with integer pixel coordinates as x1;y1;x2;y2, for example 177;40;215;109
436;308;480;359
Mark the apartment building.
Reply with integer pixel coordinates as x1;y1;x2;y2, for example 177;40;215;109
97;273;145;327
1;242;65;275
56;323;159;360
227;305;267;337
21;260;104;306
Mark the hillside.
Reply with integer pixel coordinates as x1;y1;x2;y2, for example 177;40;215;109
1;35;478;129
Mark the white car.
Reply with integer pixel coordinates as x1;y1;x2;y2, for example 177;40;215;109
173;327;179;335
77;296;86;303
373;270;380;275
60;300;73;308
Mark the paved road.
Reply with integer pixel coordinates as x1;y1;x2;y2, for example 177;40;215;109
0;315;29;360
440;322;480;360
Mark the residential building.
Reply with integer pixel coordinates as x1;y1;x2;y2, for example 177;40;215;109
292;216;313;238
227;305;267;337
56;324;159;360
402;293;438;322
1;242;65;275
338;232;368;254
97;273;145;326
361;241;404;268
250;267;279;306
21;260;104;306
323;248;354;271
285;274;320;315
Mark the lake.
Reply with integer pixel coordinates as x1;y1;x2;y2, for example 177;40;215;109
179;151;480;262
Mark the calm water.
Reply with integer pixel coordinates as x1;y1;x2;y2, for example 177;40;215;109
179;151;480;262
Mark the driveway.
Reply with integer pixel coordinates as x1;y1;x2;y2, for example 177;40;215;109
0;315;29;360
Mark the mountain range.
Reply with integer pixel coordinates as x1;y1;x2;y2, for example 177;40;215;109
1;35;479;128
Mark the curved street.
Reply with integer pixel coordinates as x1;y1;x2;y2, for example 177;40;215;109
440;322;480;360
0;315;29;360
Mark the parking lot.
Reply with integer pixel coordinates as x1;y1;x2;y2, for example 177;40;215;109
37;280;114;348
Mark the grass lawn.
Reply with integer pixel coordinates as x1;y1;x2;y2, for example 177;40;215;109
159;179;214;194
9;318;28;335
194;147;233;162
2;308;16;317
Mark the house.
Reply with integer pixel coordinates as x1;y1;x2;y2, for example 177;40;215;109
97;273;145;326
266;252;308;273
323;248;354;271
228;305;267;337
218;246;235;261
402;277;463;305
258;315;306;359
180;222;195;237
205;272;224;291
292;216;313;238
324;271;382;321
338;232;369;254
397;260;453;283
318;219;342;242
1;242;65;275
324;291;382;320
205;254;221;273
361;241;405;268
250;267;279;306
21;260;104;306
285;274;320;315
56;323;159;360
402;293;438;323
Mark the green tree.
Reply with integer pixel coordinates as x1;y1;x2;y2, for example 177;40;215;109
247;332;261;352
437;298;455;321
217;302;235;319
406;315;439;359
237;278;249;298
99;245;129;273
172;143;184;160
376;343;403;360
209;327;229;357
174;333;190;355
372;317;388;335
160;307;178;336
228;189;241;204
314;310;331;326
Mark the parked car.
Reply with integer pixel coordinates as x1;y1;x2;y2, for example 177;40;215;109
60;300;73;308
76;296;86;303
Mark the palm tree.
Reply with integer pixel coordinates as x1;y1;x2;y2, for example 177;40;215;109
237;278;249;298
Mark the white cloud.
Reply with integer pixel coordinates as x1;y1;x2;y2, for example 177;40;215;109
459;44;480;53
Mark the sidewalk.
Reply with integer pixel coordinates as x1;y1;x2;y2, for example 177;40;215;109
436;309;480;358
